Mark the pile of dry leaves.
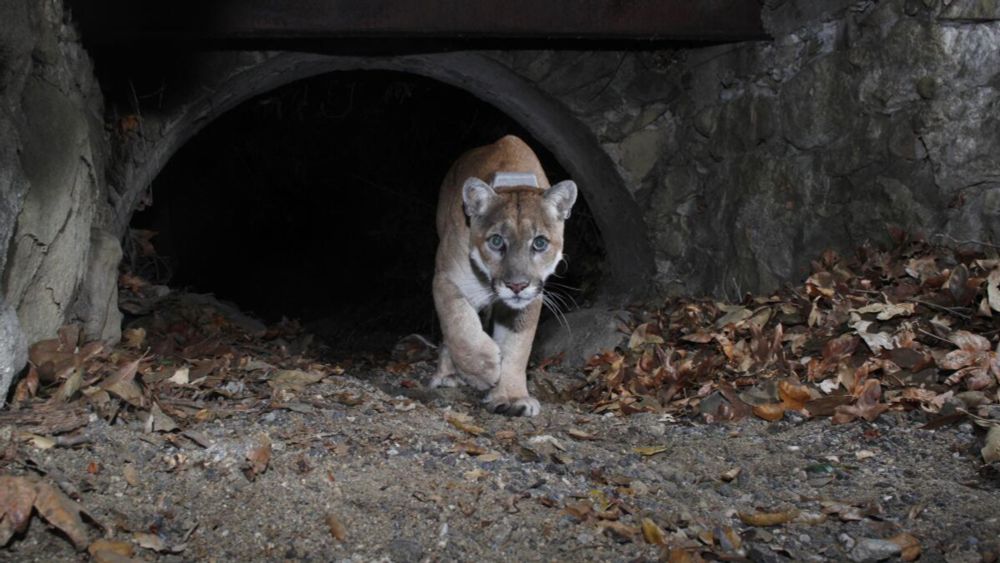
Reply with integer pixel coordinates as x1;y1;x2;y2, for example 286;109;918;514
577;234;1000;461
1;287;352;553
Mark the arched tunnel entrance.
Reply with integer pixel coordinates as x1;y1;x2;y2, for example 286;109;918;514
128;70;607;353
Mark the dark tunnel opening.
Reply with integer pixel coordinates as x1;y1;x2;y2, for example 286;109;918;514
129;70;606;354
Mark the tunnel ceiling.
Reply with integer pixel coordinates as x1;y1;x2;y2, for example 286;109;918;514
69;0;766;45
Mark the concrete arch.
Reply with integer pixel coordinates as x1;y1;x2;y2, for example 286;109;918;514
113;51;653;298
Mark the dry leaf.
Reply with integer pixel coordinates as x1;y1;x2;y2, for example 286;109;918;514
133;531;167;552
12;365;39;404
793;511;828;525
833;379;889;424
494;429;517;441
983;426;1000;463
752;403;786;421
33;480;90;550
463;468;487;481
806;272;836;298
166;367;190;385
447;414;486;436
245;434;272;480
452;440;486;456
681;331;714;343
738;508;799;527
598;520;637;542
720;525;742;550
332;391;364;406
715;307;752;328
268;369;325;391
720;467;742;482
123;327;146;349
640;517;666;545
949;330;991;352
853;302;916;320
477;451;501;462
23;433;55;450
567;428;598;441
326;514;347;542
779;380;813;410
818;378;839;394
101;357;145;407
122;463;140;487
0;476;37;545
820;500;866;521
52;369;83;403
634;445;668;456
888;532;921;562
563;500;593;521
666;548;696;563
88;539;137;563
629;323;665;349
850;319;896;353
146;403;177;433
905;255;938;281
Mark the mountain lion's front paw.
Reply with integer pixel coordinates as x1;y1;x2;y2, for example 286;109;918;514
484;389;541;417
452;339;501;390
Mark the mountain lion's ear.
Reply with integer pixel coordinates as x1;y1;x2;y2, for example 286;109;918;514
545;180;577;220
462;177;496;218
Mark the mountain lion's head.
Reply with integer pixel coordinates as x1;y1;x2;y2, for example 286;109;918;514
462;177;577;310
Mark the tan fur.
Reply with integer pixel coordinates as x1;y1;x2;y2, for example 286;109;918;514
431;135;576;416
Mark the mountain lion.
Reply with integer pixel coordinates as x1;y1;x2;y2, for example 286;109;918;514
430;135;577;416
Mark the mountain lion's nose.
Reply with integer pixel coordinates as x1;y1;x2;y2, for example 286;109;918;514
505;281;529;294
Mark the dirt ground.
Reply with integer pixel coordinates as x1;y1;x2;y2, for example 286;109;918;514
2;357;999;562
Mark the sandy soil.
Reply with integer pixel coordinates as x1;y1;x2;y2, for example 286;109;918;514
2;360;998;562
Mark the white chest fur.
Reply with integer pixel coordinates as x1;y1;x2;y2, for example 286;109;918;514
454;247;494;311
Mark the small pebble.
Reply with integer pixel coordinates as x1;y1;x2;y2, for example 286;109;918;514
849;537;901;562
839;533;856;551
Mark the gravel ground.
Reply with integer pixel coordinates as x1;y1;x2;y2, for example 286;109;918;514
2;362;999;562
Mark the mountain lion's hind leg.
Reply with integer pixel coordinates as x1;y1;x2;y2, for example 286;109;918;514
429;345;462;388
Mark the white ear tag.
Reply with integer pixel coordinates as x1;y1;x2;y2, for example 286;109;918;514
491;172;539;189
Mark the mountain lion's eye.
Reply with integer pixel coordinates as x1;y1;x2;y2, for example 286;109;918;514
531;236;549;252
487;234;505;251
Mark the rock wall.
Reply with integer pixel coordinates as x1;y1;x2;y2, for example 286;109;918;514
3;0;1000;400
496;0;1000;297
0;0;33;400
0;0;119;401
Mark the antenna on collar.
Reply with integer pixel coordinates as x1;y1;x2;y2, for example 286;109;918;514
491;172;539;189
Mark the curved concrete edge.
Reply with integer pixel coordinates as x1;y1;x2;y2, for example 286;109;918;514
532;307;628;367
111;51;654;303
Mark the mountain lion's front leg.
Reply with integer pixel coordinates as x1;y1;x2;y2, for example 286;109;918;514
484;299;542;416
432;274;500;390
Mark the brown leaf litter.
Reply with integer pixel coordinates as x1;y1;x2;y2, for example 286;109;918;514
576;234;1000;442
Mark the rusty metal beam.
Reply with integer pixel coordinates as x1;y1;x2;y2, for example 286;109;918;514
69;0;767;45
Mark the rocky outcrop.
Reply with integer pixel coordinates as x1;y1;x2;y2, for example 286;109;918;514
0;0;118;401
497;0;1000;297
